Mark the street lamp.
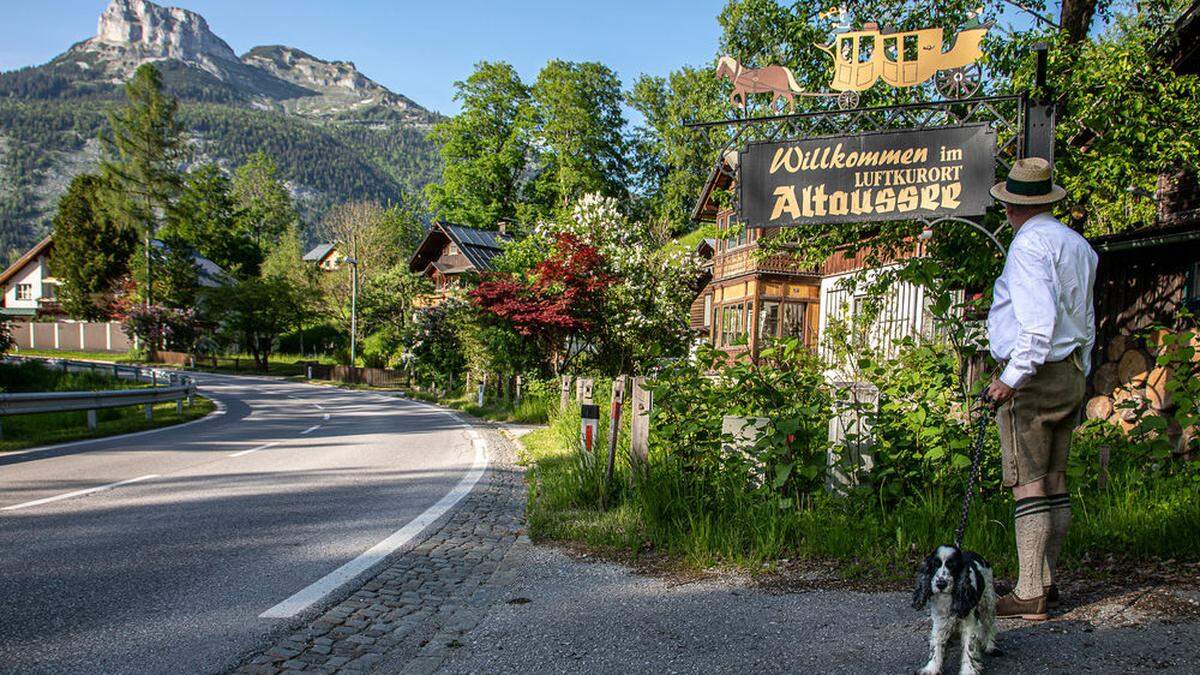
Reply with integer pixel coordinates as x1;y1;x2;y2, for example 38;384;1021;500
345;257;359;369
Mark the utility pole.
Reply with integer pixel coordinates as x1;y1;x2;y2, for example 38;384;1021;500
347;257;359;368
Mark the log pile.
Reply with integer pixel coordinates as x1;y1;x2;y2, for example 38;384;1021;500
1084;330;1175;433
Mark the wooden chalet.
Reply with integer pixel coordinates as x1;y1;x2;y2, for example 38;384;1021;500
408;222;513;307
690;155;822;359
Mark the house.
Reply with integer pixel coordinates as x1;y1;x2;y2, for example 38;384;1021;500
0;236;62;319
1;236;230;321
689;156;830;359
303;243;343;270
408;222;513;307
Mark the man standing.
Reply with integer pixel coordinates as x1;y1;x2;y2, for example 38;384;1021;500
985;157;1098;620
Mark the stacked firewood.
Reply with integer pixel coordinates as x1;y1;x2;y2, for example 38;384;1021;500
1084;332;1197;456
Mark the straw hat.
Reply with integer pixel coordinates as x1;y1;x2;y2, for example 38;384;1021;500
990;157;1066;205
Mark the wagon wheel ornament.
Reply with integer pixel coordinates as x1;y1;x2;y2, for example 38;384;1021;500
936;64;982;100
837;90;860;110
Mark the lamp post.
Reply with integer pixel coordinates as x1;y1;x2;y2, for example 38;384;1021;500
346;257;359;369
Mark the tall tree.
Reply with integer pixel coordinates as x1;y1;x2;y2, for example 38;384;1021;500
527;60;628;216
98;63;187;308
628;66;725;234
426;62;531;228
168;164;261;277
50;174;137;320
231;151;296;249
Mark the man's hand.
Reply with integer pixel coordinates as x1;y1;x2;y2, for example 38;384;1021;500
986;379;1015;407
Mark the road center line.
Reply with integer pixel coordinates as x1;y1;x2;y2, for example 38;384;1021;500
2;474;160;512
260;423;488;619
300;424;321;435
229;441;280;458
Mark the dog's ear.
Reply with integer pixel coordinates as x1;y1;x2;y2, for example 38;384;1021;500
951;564;984;619
912;556;933;610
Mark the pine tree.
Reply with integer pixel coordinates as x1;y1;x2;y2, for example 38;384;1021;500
98;63;187;308
169;163;261;277
49;174;137;320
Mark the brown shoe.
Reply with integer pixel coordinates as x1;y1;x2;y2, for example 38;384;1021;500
997;592;1048;621
1045;584;1060;609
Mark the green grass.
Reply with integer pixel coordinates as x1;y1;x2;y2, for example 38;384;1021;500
408;388;553;424
521;409;1200;581
11;348;137;363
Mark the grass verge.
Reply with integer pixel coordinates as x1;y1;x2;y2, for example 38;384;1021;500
408;389;552;424
520;409;1200;582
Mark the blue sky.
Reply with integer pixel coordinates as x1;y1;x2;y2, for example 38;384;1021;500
0;0;727;115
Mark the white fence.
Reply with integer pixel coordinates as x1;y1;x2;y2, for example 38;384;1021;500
10;321;132;353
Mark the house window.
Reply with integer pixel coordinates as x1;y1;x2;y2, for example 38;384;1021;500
42;283;57;299
15;284;32;300
703;294;713;327
782;302;806;340
759;301;780;340
447;243;460;256
721;303;749;346
1188;260;1200;309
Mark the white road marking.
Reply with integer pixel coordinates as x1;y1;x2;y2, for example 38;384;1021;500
229;441;280;458
313;404;324;410
2;474;160;512
300;425;321;435
322;413;330;421
260;420;489;619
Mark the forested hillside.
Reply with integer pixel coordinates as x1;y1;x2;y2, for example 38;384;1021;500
0;96;439;262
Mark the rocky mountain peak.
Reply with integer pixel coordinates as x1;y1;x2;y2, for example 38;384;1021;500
93;0;238;64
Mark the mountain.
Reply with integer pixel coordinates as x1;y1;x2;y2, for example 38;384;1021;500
0;0;441;261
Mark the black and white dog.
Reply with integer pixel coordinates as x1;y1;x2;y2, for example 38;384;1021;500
912;545;998;675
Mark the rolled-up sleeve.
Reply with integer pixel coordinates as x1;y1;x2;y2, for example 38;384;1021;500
999;240;1057;389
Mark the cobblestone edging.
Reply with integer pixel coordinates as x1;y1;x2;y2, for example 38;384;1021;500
234;420;528;675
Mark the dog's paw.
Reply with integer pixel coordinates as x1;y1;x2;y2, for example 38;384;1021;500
984;644;1002;656
915;667;940;675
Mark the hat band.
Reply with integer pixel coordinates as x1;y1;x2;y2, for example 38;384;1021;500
1006;176;1052;196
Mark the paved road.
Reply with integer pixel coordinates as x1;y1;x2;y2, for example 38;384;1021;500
0;373;482;674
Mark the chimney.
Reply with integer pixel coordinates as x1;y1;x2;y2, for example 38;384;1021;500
497;220;508;235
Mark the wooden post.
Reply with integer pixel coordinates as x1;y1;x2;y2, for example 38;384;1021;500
560;375;572;411
630;377;651;465
87;410;97;430
604;377;627;499
577;378;595;405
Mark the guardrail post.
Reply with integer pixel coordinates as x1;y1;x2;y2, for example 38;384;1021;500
0;419;4;440
176;399;183;416
87;410;98;430
151;370;157;387
144;404;153;420
114;364;120;379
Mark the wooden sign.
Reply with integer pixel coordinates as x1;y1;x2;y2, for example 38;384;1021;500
740;123;995;227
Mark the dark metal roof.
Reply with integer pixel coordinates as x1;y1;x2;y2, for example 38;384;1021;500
408;222;514;274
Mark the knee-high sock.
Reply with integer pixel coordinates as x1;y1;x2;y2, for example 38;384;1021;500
1041;493;1072;586
1014;496;1052;599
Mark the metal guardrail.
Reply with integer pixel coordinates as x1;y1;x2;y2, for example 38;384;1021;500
0;356;197;433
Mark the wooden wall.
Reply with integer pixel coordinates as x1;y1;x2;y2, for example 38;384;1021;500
1093;238;1200;357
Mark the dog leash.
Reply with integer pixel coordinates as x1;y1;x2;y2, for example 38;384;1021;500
953;391;994;549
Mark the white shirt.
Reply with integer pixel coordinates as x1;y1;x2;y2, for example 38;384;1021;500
988;212;1098;389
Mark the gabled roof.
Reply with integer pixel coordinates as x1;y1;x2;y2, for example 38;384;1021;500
692;151;739;223
303;242;337;262
0;236;53;286
409;222;514;274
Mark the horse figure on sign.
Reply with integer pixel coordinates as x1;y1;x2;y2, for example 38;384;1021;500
715;56;804;112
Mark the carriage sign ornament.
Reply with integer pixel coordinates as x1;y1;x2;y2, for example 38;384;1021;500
715;10;991;111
